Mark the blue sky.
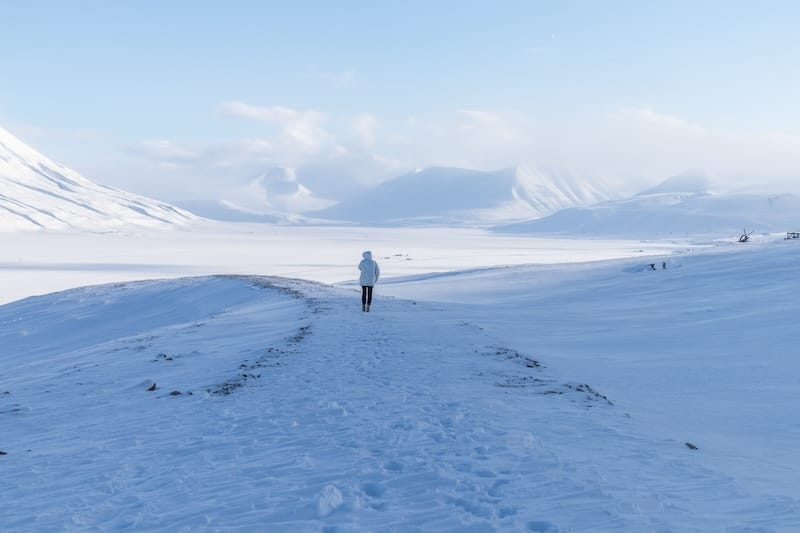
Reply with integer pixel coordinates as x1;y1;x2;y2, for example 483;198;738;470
2;1;799;203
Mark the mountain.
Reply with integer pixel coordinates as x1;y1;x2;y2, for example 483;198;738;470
0;126;197;232
309;165;612;226
496;172;800;238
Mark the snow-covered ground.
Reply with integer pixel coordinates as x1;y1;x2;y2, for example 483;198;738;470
0;223;690;305
2;226;798;531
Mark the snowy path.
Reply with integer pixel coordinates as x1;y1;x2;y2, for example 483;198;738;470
2;275;798;531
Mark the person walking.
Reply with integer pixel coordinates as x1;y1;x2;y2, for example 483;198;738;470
358;250;380;312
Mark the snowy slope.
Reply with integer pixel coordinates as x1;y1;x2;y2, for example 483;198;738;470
0;126;197;231
380;239;800;530
3;240;800;531
498;173;800;238
310;166;612;226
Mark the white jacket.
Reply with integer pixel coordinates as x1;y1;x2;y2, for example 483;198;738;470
358;251;380;286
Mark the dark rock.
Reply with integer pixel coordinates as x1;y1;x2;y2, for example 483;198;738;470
170;390;182;396
147;383;157;391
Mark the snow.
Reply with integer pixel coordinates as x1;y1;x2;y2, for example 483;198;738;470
0;223;687;305
2;124;798;531
2;223;799;531
0;126;197;232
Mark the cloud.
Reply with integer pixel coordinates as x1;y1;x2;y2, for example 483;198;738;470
220;101;333;155
387;109;536;171
351;113;378;148
551;106;800;192
126;140;205;165
116;102;800;209
616;106;704;131
455;110;530;142
222;167;336;214
5;123;109;146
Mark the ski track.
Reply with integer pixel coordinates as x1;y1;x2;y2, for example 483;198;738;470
1;276;797;532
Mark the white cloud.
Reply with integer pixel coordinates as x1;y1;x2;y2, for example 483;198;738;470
115;103;800;208
127;140;205;165
616;106;704;131
221;167;336;214
351;113;378;148
388;109;536;171
455;110;529;142
220;101;332;155
553;106;800;192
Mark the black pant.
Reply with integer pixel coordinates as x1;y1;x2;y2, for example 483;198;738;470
361;286;373;305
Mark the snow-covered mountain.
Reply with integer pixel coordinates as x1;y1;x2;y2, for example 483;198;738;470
0;126;197;232
309;166;613;226
497;172;800;238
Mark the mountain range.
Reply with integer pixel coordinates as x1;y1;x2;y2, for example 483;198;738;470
3;124;798;236
308;166;613;226
496;173;800;237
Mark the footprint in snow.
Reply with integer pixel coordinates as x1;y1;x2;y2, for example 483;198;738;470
528;520;560;532
383;460;404;473
361;482;386;498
